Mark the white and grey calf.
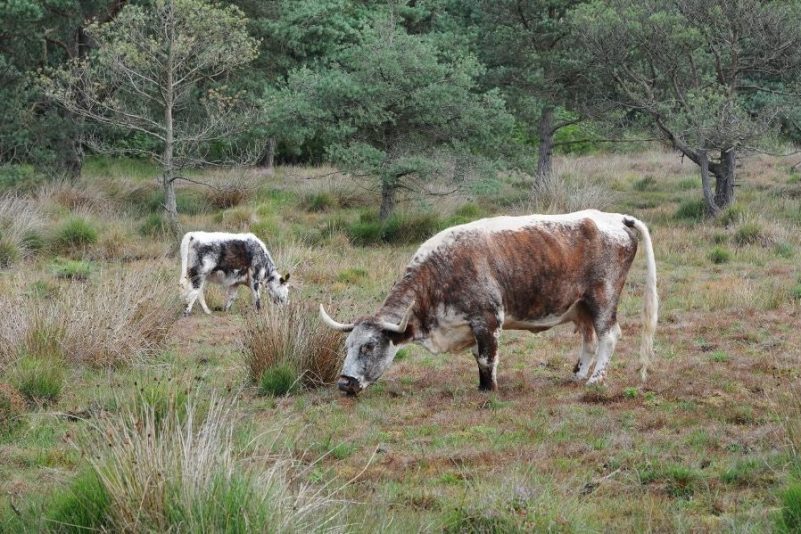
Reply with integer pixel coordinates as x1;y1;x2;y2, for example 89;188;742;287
179;231;289;315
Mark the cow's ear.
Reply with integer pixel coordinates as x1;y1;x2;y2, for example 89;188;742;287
280;273;290;284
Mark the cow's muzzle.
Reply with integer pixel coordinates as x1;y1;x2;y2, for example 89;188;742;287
337;375;362;395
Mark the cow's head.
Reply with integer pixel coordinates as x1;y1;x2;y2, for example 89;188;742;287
319;302;414;395
265;271;290;305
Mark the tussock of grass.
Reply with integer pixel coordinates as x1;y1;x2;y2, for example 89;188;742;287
9;355;65;404
243;302;343;392
7;394;344;532
0;195;45;260
0;268;179;367
50;258;93;280
51;216;98;254
0;383;26;436
778;482;801;533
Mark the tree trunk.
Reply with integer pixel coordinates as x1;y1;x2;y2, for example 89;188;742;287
534;106;555;189
257;137;276;175
698;149;719;216
712;148;736;210
379;178;397;222
163;25;181;239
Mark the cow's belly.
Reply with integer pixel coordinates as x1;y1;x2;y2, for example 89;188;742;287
502;301;580;332
420;325;474;354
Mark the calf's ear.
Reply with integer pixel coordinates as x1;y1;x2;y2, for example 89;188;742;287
280;273;290;284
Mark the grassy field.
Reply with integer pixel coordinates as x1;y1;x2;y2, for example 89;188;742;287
1;151;801;532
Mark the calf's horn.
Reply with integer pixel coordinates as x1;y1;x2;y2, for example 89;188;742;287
379;300;415;334
319;304;355;332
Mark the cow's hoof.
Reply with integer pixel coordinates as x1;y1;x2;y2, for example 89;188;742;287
586;372;605;386
572;373;587;383
478;383;497;392
182;310;191;318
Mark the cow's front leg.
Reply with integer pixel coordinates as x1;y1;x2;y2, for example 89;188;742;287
471;319;500;391
573;323;597;381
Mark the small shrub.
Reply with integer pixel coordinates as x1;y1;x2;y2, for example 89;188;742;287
303;192;337;212
347;211;442;246
719;205;745;227
0;239;20;268
709;246;731;264
205;183;253;209
623;387;638;398
0;383;26;436
633;175;657;191
710;350;729;363
347;218;384;245
51;258;93;280
138;213;170;237
674;199;705;221
10;355;65;404
243;301;344;392
337;267;368;283
778;481;801;533
259;364;299;397
734;222;762;246
52;217;98;253
775;242;794;259
43;468;110;532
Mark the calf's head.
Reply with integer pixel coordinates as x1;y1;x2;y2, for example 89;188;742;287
264;271;290;304
319;302;414;395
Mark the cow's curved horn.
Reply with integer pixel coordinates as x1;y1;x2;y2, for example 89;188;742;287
379;300;415;333
319;304;355;332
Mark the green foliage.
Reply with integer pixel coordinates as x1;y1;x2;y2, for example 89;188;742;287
347;211;442;245
138;213;170;238
10;355;65;404
734;222;762;246
710;351;729;363
337;267;368;283
52;217;98;252
0;239;20;268
623;387;638;399
259;364;299;397
778;481;801;533
0;164;45;192
719;205;745;227
775;242;794;259
303;192;337;212
674;199;705;221
51;258;93;280
709;247;731;264
0;383;26;437
43;468;111;532
633;175;658;191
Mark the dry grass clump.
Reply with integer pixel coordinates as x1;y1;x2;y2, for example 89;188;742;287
204;174;258;209
18;395;345;532
0;267;179;367
0;383;26;435
527;160;616;214
0;195;46;263
243;301;344;394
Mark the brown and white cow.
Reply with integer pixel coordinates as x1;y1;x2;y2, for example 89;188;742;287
320;210;657;394
179;231;289;315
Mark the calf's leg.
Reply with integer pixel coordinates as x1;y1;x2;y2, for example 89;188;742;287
223;285;239;311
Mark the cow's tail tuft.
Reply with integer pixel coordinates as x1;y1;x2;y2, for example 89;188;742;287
178;232;191;291
625;217;658;381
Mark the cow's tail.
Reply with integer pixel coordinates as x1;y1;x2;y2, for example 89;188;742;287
178;232;192;291
625;216;658;381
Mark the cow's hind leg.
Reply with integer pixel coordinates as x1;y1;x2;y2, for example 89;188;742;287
250;279;261;310
586;322;621;385
196;279;212;315
184;272;206;316
223;285;239;311
471;316;501;391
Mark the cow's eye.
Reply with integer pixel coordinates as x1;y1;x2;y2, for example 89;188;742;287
361;343;375;354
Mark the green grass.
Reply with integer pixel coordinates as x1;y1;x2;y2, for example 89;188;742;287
259;364;299;396
674;199;705;221
778;481;801;533
42;468;111;532
734;222;763;246
50;258;93;280
10;355;65;404
51;217;98;253
709;246;732;264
